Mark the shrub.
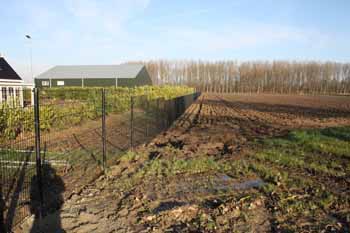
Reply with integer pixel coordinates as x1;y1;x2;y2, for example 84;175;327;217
0;86;196;141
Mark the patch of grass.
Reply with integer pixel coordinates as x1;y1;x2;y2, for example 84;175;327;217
288;129;350;158
248;162;285;187
115;155;228;192
264;127;350;159
254;126;350;177
136;157;221;178
219;159;252;178
248;157;348;231
119;151;138;163
255;149;345;177
247;126;350;232
132;155;257;181
320;126;350;141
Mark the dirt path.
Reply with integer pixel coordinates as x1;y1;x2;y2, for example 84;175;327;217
16;93;350;233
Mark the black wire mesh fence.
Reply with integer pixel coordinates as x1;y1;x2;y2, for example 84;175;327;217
0;88;200;231
0;87;36;231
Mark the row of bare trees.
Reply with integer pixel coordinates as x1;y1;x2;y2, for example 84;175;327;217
130;60;350;94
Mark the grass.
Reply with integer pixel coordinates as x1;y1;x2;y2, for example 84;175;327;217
246;126;350;232
288;129;350;158
133;157;222;180
119;151;139;163
255;127;350;177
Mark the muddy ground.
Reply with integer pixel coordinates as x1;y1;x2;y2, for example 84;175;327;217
16;93;350;233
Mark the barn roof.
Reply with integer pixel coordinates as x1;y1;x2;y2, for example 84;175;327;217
0;57;22;80
36;64;144;79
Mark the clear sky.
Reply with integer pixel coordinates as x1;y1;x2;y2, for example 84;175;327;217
1;0;350;82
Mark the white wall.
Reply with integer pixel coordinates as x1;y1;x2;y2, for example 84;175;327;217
0;81;34;106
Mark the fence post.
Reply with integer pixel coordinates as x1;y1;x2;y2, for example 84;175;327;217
145;97;149;138
161;99;166;129
130;96;134;150
164;99;169;128
33;88;44;219
101;89;107;170
0;184;5;233
156;98;160;131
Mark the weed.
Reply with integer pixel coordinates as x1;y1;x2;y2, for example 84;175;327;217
247;126;350;232
119;151;139;163
254;127;350;178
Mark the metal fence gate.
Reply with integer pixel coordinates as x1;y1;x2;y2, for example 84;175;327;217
0;88;201;231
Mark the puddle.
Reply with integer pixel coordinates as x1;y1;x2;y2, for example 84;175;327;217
215;175;264;191
231;179;264;190
172;175;265;198
220;174;232;182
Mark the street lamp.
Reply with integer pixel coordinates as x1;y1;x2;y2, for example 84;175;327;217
25;35;34;106
25;35;33;80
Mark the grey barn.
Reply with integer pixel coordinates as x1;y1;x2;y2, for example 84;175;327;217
35;64;152;88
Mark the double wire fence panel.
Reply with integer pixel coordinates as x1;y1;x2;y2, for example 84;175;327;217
0;87;36;231
0;88;201;231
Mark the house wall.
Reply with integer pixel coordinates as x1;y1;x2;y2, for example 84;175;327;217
35;78;117;87
35;78;82;87
117;78;135;87
136;67;153;86
51;79;82;87
0;82;33;106
35;78;50;88
117;67;153;87
84;78;116;87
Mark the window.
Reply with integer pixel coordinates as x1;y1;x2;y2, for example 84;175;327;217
15;88;20;98
57;81;65;86
8;87;14;97
42;81;50;86
1;87;6;101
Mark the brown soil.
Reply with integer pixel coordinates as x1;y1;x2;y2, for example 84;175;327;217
16;93;350;233
42;110;161;200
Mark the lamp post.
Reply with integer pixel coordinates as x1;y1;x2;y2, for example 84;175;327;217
25;35;33;80
25;35;35;105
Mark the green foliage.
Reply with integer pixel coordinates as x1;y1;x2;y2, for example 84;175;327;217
39;85;194;102
0;86;195;141
320;126;350;141
0;104;32;140
287;129;350;157
132;85;195;100
119;151;138;163
254;127;350;177
247;126;350;232
136;157;221;179
39;105;56;131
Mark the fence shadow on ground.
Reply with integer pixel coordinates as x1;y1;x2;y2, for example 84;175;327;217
29;163;65;233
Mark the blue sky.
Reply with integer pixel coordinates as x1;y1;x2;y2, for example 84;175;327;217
1;0;350;81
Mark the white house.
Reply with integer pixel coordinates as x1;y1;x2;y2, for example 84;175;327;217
0;56;34;106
